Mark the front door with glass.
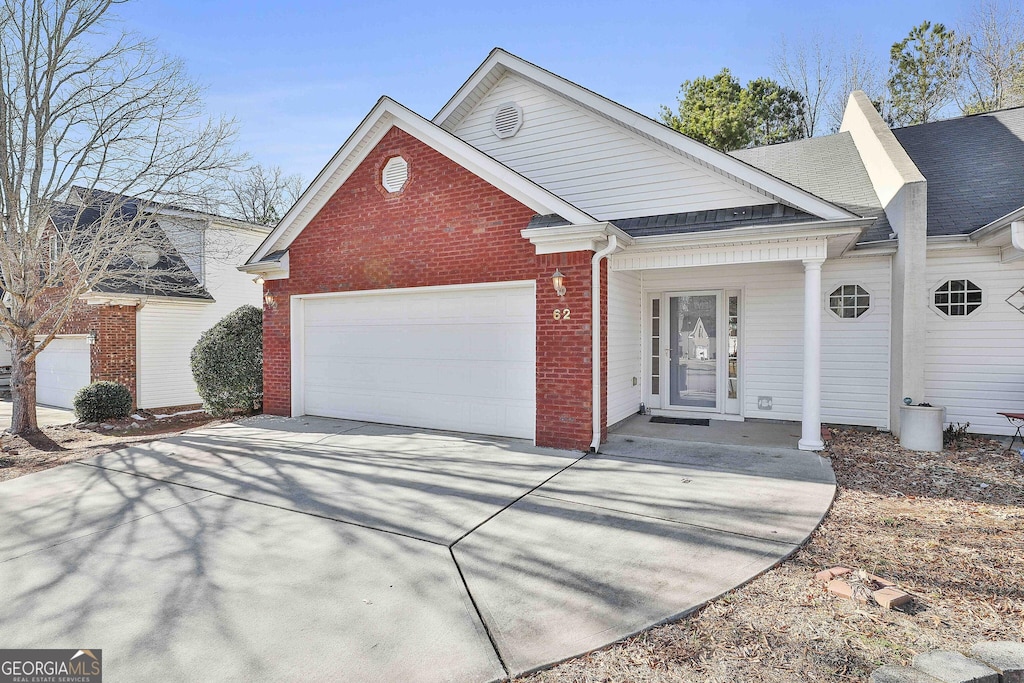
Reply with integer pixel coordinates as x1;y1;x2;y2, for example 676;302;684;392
649;290;741;415
667;293;719;409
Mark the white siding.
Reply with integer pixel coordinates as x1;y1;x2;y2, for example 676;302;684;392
136;226;266;409
453;74;769;220
821;257;892;429
924;249;1024;436
608;270;642;426
637;257;891;428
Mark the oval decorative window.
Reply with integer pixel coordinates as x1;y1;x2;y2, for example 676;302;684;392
381;156;409;193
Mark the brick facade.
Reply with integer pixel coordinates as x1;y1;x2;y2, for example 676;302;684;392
263;127;606;450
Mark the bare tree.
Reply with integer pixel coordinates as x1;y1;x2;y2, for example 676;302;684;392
958;0;1024;113
225;164;303;226
773;35;836;138
826;37;889;131
0;0;239;433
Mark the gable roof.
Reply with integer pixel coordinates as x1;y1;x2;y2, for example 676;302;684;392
891;106;1024;236
434;48;856;223
50;201;213;301
731;132;892;244
246;96;597;266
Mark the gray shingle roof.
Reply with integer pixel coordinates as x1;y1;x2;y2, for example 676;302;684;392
730;132;892;243
528;204;816;237
611;204;816;237
892;106;1024;235
51;201;213;301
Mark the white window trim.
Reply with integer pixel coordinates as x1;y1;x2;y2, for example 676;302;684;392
824;282;873;321
929;277;986;319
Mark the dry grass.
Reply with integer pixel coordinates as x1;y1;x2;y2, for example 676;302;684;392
520;429;1024;682
0;411;225;482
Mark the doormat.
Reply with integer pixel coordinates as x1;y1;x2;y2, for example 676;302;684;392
649;416;710;426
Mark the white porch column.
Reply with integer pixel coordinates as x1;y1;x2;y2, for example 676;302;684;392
799;258;825;451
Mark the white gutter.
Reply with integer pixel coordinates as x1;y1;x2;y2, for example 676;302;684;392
1012;221;1024;251
590;234;618;452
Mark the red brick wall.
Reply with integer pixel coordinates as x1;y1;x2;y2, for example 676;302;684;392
37;286;138;407
91;305;137;401
263;127;605;450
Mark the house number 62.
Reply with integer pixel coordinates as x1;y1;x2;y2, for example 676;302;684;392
553;308;570;320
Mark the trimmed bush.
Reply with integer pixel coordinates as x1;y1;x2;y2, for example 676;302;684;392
73;381;133;422
191;304;263;417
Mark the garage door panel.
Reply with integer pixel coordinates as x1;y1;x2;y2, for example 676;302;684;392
36;337;91;409
300;284;536;439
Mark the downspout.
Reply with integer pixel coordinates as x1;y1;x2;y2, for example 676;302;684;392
590;234;618;452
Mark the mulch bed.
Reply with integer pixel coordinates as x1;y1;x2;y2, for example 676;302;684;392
0;410;225;482
520;429;1024;682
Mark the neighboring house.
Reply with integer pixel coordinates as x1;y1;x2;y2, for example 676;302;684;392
241;48;1024;451
35;191;269;411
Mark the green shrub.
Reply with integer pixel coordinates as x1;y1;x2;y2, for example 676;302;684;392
191;304;263;417
73;381;133;422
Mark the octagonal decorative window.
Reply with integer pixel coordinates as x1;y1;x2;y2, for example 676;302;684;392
934;279;982;316
381;156;408;193
828;284;870;319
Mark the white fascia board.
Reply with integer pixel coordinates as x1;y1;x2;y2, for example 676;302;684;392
149;206;269;233
435;49;856;222
520;222;633;255
238;251;289;279
247;96;594;265
79;293;212;307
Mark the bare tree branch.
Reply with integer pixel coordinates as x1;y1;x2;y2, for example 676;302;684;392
957;0;1024;113
222;163;303;226
0;0;242;433
825;36;888;132
773;34;836;138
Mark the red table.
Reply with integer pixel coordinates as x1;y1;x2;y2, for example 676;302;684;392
997;412;1024;452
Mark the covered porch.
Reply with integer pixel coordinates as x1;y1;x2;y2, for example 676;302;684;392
605;217;887;452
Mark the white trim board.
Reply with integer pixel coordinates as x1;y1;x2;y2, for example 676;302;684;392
247;97;595;266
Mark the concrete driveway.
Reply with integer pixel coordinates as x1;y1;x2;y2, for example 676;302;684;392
0;416;835;681
0;398;76;428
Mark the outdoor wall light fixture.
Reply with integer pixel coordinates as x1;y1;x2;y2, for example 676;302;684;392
86;330;97;345
264;292;276;309
552;269;566;297
253;275;265;286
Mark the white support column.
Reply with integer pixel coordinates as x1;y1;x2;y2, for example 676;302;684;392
799;258;825;451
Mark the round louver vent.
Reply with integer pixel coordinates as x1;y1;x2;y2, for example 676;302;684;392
492;102;523;139
381;156;409;193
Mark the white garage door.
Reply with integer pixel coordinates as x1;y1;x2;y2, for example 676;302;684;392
36;336;91;409
299;283;536;439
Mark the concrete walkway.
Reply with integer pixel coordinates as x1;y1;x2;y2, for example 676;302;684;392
0;416;835;681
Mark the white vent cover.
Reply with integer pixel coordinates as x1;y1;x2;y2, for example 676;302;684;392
381;156;409;193
492;102;523;139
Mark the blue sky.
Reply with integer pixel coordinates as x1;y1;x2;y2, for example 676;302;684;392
118;0;974;180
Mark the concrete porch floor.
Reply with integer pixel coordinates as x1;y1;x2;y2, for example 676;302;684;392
612;413;806;450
